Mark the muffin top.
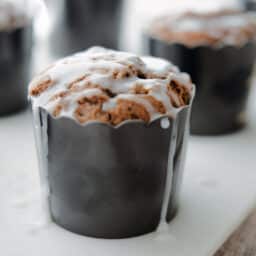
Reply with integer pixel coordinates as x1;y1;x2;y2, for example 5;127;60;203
29;47;194;126
0;0;34;31
148;10;256;48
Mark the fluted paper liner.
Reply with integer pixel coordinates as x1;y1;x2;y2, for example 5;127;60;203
33;106;191;238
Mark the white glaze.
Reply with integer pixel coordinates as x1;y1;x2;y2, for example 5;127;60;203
29;47;194;125
174;14;251;32
152;12;256;47
160;118;170;129
158;117;178;232
32;106;51;223
0;0;39;30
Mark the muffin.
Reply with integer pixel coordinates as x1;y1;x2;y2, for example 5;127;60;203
29;47;195;238
146;10;256;135
0;0;34;115
47;0;122;59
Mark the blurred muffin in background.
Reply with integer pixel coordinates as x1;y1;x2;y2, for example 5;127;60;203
29;47;195;238
120;0;242;53
46;0;123;59
0;0;34;115
145;10;256;135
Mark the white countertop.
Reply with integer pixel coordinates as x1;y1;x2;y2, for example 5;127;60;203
0;87;256;255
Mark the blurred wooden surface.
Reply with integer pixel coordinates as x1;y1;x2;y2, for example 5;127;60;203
215;210;256;256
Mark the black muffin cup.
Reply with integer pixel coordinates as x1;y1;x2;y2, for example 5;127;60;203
245;0;256;10
33;106;191;239
49;0;122;58
0;26;33;116
146;36;256;135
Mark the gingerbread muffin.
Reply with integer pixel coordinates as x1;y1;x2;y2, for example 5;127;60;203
146;10;256;135
0;0;34;115
29;47;195;238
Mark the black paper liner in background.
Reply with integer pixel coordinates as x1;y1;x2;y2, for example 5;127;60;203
245;0;256;10
0;26;33;116
36;107;190;238
49;0;122;59
146;36;256;135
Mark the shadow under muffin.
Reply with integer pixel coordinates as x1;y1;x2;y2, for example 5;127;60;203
145;11;256;135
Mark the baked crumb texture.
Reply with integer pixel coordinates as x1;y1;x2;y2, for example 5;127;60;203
29;47;194;125
149;10;256;48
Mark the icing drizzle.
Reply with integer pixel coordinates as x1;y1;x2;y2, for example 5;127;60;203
29;47;194;125
149;10;256;48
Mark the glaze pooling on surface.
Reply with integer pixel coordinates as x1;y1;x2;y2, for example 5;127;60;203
29;47;194;126
149;10;256;47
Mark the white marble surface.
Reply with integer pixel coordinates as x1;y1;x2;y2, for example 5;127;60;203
0;87;256;255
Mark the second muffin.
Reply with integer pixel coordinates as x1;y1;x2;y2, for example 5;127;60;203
146;10;256;135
